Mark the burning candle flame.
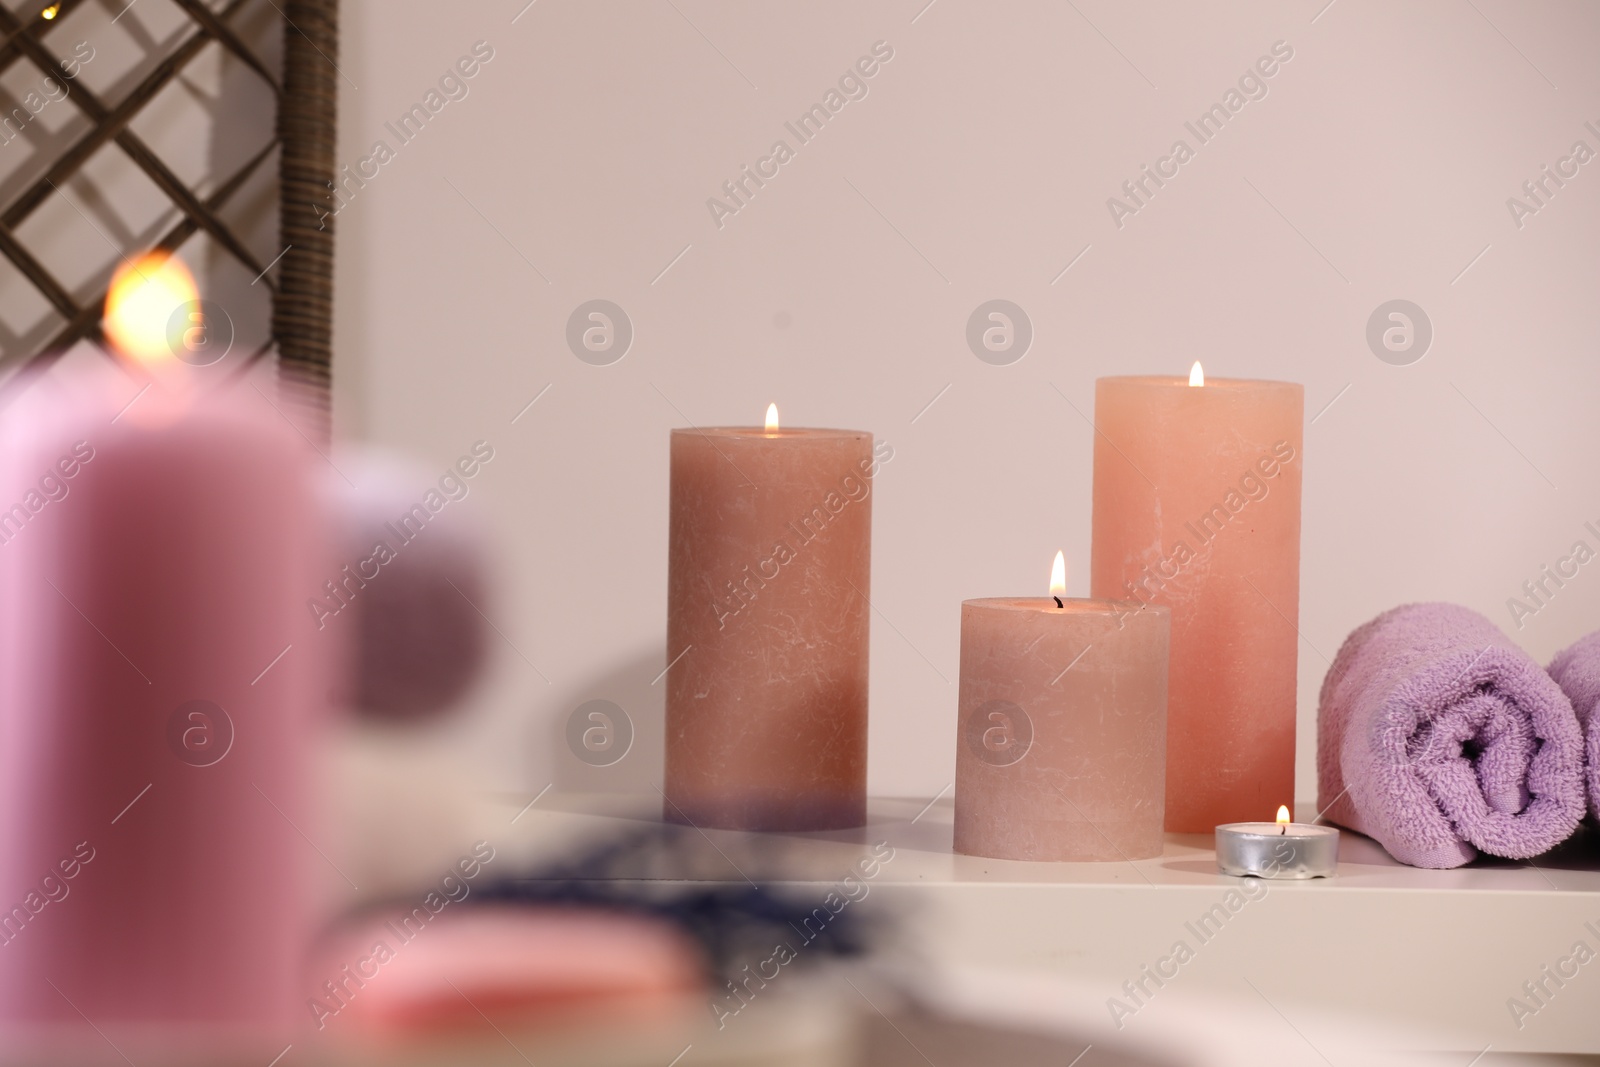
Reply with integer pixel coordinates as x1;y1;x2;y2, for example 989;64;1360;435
1049;550;1066;601
103;253;199;366
1189;361;1204;387
41;3;59;18
765;403;779;433
1275;804;1292;825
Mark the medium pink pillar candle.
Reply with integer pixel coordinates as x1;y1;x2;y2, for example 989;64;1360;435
954;558;1169;861
1090;368;1303;832
665;412;883;831
0;364;332;1044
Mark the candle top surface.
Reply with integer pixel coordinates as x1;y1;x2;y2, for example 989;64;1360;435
1216;822;1339;836
964;596;1163;615
672;426;869;440
1098;375;1302;393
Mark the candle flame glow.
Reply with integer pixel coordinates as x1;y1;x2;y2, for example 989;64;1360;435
1049;550;1066;599
41;3;59;18
1276;804;1291;825
103;253;199;367
765;403;779;433
1189;361;1204;387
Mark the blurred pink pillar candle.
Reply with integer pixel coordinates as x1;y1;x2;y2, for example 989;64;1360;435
955;554;1169;861
0;359;332;1043
664;407;882;831
1090;367;1303;833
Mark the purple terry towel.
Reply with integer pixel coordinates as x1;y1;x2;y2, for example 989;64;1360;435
1317;602;1585;868
1547;630;1600;821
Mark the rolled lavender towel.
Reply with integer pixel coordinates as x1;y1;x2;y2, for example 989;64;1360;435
1317;602;1585;868
1547;630;1600;820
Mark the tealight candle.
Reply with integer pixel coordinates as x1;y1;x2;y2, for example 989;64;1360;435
1215;805;1339;879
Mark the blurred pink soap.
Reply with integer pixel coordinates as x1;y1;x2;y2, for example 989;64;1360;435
313;905;706;1037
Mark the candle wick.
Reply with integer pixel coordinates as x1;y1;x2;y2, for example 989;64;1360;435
1053;596;1063;609
1280;825;1287;835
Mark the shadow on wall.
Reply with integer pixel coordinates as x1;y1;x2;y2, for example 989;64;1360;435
542;649;667;796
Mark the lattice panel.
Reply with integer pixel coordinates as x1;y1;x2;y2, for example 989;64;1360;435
0;0;310;390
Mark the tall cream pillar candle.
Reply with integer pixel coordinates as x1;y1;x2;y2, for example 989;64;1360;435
955;553;1170;861
665;409;886;831
1090;366;1303;832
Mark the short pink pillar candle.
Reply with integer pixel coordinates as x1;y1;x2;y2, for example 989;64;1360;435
1090;367;1303;832
664;410;885;831
955;556;1170;861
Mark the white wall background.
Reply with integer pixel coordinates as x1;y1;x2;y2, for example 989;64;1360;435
332;0;1600;805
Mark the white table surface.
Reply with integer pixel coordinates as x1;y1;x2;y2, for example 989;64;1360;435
435;792;1600;1059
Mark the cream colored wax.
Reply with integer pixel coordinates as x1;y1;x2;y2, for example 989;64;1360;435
954;596;1170;861
664;425;883;831
1090;374;1303;832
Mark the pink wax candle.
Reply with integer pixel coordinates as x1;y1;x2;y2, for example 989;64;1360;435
1090;365;1303;832
0;258;333;1053
955;553;1169;861
664;406;885;832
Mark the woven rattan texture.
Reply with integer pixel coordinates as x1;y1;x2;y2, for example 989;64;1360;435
0;0;334;408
